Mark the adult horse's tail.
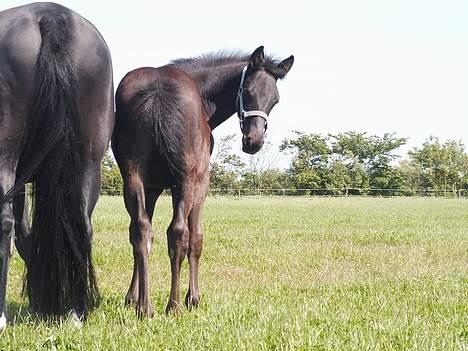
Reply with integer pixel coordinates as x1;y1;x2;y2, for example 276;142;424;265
5;13;99;317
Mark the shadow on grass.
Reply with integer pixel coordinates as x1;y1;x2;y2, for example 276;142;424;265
6;301;31;326
7;301;82;327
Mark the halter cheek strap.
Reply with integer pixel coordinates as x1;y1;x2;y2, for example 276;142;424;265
237;66;269;131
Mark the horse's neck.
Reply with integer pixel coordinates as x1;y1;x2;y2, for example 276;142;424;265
191;62;247;130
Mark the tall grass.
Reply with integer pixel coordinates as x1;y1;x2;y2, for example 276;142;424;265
2;197;467;350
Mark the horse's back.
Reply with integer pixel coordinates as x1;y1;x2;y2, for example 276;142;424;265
115;65;208;142
114;65;210;186
116;66;202;116
0;2;114;158
0;2;111;84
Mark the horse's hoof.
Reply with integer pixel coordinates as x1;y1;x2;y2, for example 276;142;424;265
184;292;200;310
136;303;154;319
124;294;137;307
66;310;83;329
0;312;7;332
165;300;182;315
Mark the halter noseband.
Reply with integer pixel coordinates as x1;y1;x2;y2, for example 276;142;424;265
237;66;269;132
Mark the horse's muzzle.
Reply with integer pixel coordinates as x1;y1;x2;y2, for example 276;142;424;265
242;134;264;154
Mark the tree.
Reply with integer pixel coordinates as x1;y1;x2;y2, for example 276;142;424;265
280;131;407;194
330;132;407;192
280;131;330;192
327;160;351;194
408;137;468;195
101;150;123;195
396;160;424;195
210;134;245;191
240;140;288;191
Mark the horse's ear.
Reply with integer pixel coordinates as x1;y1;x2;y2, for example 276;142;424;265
249;46;265;67
277;55;294;78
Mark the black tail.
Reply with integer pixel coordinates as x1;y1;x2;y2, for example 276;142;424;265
6;13;99;317
124;81;187;181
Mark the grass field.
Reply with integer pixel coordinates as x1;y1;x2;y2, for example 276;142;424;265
1;196;467;350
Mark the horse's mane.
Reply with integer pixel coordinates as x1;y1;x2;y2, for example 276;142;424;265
171;50;286;79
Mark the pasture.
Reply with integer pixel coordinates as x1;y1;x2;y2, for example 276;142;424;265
2;196;467;350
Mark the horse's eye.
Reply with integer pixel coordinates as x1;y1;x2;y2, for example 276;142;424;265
243;89;254;101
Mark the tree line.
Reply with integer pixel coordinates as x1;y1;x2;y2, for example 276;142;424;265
102;131;468;197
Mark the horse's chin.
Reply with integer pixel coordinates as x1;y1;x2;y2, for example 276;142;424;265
242;144;263;155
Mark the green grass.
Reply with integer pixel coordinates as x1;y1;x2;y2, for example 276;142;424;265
2;197;467;350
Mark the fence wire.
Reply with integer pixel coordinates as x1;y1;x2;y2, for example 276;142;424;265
131;188;468;198
203;188;468;198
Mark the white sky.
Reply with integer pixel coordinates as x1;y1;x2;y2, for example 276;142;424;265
2;0;468;164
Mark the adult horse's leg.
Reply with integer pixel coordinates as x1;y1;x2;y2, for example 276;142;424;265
185;173;209;309
125;187;162;307
13;186;30;264
123;173;156;317
81;160;102;232
0;164;16;331
166;184;194;314
77;67;114;245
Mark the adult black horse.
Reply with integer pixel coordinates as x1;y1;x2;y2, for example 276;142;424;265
0;3;114;329
113;46;293;316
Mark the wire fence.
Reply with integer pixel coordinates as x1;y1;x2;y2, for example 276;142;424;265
204;188;468;198
101;185;468;198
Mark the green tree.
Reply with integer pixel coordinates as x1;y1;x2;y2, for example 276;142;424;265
330;132;407;193
280;131;330;192
210;135;245;191
240;140;290;191
408;137;468;195
396;160;424;195
101;150;123;195
327;160;351;194
240;169;291;194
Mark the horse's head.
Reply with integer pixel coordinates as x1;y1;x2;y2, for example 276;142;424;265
237;46;294;154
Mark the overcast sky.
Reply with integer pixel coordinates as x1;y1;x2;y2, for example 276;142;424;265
2;0;467;164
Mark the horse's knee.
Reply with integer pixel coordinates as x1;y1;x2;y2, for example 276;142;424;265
167;220;189;254
0;215;14;255
1;216;14;236
129;217;153;254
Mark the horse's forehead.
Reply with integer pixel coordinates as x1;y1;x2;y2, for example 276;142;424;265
249;70;278;92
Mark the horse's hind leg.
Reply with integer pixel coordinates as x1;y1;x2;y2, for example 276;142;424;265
166;183;194;314
0;163;16;331
125;187;161;307
80;160;105;242
185;173;209;309
123;173;155;317
13;186;30;264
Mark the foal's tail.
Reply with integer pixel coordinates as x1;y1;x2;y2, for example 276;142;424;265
121;78;187;181
4;13;99;317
